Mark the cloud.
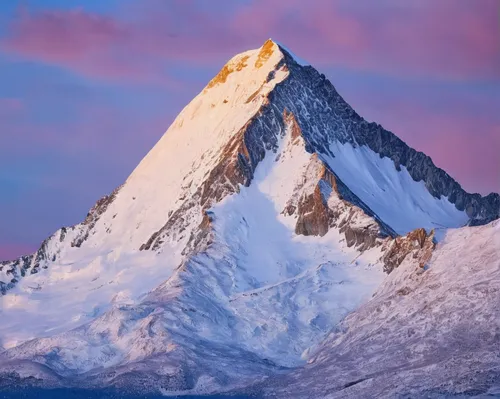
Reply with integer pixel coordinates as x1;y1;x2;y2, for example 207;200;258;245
2;1;498;82
0;7;178;85
2;8;132;78
231;0;500;80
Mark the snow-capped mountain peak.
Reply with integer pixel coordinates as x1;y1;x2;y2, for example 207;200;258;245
0;40;498;396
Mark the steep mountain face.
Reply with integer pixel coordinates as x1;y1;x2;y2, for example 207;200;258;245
0;40;498;396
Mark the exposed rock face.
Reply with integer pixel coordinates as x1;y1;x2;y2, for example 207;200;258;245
280;111;397;250
140;101;288;253
295;183;330;237
0;228;70;294
337;210;382;252
286;152;396;251
273;46;499;224
358;131;500;223
0;184;125;295
381;228;435;273
293;156;332;237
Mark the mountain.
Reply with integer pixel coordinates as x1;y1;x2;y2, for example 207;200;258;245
0;39;498;397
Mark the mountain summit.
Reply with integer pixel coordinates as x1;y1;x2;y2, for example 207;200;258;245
1;40;499;397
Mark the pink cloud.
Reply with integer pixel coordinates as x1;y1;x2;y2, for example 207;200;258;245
354;0;500;79
231;0;499;80
2;1;498;81
3;9;131;78
7;9;125;61
230;0;370;59
1;8;176;85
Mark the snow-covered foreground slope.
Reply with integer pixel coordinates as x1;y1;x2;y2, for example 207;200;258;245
262;220;500;398
0;40;498;396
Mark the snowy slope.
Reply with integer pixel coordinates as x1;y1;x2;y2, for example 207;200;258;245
324;142;469;234
264;220;500;398
0;39;498;396
71;41;289;252
0;121;386;394
0;41;292;345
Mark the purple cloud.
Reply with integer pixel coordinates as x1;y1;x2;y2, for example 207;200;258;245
2;1;498;81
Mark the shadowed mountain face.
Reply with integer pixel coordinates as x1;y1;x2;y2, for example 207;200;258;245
0;40;498;397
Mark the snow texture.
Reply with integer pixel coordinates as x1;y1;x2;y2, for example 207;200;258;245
263;221;500;398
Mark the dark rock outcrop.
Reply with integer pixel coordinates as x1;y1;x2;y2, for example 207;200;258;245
1;184;122;295
0;228;68;294
295;183;331;237
289;153;396;251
